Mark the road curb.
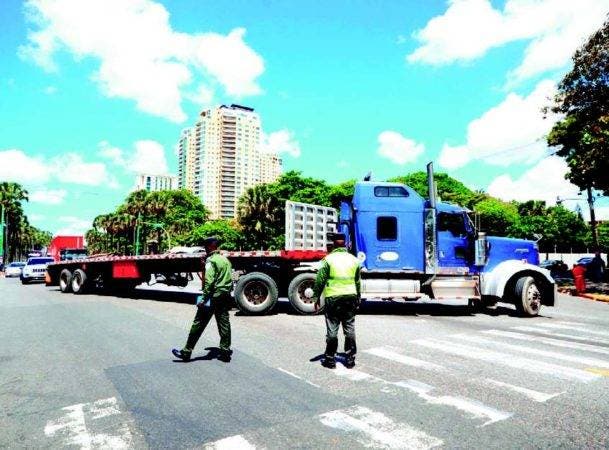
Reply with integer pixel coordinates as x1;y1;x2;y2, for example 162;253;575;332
581;293;609;303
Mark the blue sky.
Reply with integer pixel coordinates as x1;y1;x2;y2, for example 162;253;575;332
1;0;608;235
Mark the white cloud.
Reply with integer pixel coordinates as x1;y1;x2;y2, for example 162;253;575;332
260;130;301;158
487;155;578;204
377;130;425;165
98;140;169;175
56;216;92;235
43;85;57;94
131;140;169;175
30;188;67;204
51;153;113;186
407;0;609;83
0;149;51;183
438;79;559;169
337;160;349;168
19;0;264;123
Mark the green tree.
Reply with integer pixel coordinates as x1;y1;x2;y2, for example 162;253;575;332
183;220;244;250
474;198;519;237
598;222;609;251
547;17;609;194
390;171;483;208
237;184;283;250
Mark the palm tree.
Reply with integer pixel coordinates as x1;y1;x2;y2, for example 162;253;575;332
237;185;282;249
0;182;30;261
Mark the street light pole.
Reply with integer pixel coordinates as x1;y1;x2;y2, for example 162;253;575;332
0;204;5;267
587;186;599;250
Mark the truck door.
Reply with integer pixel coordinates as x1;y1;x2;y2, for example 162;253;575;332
373;215;403;269
437;212;469;268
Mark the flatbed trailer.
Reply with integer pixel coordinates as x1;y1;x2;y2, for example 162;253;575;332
46;249;328;315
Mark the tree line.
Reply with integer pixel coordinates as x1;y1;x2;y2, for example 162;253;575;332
0;182;53;262
83;169;605;255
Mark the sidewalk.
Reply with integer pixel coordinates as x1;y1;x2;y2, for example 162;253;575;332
557;278;609;303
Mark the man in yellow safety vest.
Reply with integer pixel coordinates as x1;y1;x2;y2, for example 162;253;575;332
313;232;361;369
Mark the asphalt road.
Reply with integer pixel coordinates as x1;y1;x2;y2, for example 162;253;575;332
2;277;609;449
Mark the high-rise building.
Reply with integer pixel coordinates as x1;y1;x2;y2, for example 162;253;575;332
177;104;282;219
135;173;178;192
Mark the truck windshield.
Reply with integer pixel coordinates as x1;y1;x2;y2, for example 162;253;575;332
438;213;466;237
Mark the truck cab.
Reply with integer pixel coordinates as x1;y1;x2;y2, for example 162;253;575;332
333;164;555;316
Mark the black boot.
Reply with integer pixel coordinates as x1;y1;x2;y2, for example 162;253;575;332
345;354;355;369
321;355;336;369
218;349;233;363
172;348;191;362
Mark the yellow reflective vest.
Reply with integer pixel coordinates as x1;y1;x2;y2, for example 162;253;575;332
317;248;361;298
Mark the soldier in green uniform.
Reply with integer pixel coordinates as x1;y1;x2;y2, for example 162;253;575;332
313;232;361;369
172;237;234;363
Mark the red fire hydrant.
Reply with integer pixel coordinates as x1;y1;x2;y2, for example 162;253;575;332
572;264;586;295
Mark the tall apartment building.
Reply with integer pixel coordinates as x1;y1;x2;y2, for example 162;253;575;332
177;104;282;219
135;173;178;192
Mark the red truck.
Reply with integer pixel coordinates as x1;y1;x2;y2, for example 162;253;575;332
48;235;86;262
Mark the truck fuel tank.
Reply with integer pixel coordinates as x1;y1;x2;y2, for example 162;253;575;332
361;279;420;297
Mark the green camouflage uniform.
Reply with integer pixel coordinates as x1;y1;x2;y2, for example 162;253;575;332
183;251;233;355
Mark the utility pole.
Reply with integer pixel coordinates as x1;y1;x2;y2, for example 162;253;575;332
587;186;599;250
135;213;141;256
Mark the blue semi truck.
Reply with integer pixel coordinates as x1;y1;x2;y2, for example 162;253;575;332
46;163;555;317
281;163;555;317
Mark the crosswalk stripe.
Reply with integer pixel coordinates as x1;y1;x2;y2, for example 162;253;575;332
319;406;443;449
412;339;600;382
482;330;609;356
393;380;512;426
333;365;511;426
364;347;446;371
277;367;321;388
203;435;256;449
512;326;609;345
485;379;563;402
533;323;609;338
452;334;609;369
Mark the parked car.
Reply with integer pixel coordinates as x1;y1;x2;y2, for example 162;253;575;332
539;259;569;278
5;262;26;278
21;257;54;284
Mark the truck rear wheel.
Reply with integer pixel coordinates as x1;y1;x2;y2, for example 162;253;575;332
234;272;278;315
59;269;73;293
514;276;541;317
71;269;88;295
288;273;323;315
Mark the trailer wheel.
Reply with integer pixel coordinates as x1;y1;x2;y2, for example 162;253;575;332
59;269;73;293
234;272;278;315
514;276;541;317
288;273;324;315
71;269;88;295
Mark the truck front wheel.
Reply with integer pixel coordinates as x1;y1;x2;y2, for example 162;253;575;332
234;272;278;315
514;276;541;317
59;269;73;293
288;273;323;315
71;269;88;295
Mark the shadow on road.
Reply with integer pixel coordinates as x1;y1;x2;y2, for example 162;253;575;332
56;285;538;318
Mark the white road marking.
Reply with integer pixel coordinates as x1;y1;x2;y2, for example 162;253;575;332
512;326;609;345
44;397;132;449
364;347;446;371
453;333;609;368
412;339;600;382
485;378;563;403
319;406;443;449
482;329;609;356
533;323;609;338
393;380;512;427
333;365;511;426
203;434;257;449
277;367;321;388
